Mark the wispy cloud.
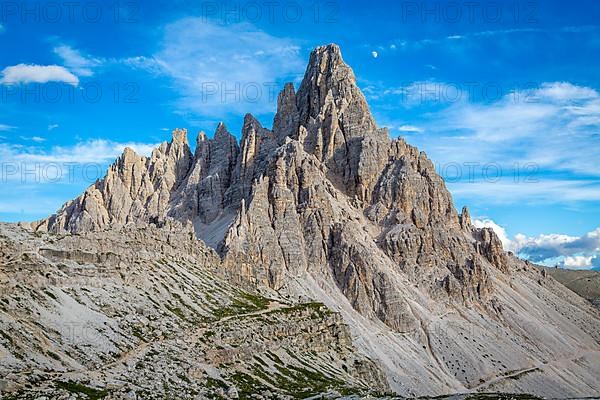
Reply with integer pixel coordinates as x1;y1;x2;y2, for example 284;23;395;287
398;125;424;133
19;136;46;143
384;26;599;52
0;124;16;131
0;64;79;85
438;82;600;176
53;44;103;77
378;81;600;204
48;124;59;131
0;139;158;166
128;18;303;117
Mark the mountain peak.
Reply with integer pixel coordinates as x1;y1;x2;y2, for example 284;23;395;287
300;43;354;93
171;128;188;144
243;113;262;129
215;122;229;137
312;43;343;61
296;43;375;135
121;146;139;159
196;131;208;143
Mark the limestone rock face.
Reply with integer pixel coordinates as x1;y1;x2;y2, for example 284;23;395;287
30;44;600;398
34;129;193;233
290;44;389;200
169;123;239;225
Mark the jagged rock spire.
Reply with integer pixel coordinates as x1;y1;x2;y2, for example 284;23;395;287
273;82;299;141
171;127;189;144
295;44;377;137
169;123;239;228
273;44;378;148
272;44;388;199
460;206;472;230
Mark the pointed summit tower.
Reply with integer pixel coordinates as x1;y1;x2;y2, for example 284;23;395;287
272;44;391;200
296;44;377;137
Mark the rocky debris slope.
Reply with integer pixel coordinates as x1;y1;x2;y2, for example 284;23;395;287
27;44;600;398
0;223;388;399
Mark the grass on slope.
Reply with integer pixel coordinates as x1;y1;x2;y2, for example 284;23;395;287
541;266;600;304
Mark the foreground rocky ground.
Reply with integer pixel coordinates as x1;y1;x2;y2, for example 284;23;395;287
0;223;388;399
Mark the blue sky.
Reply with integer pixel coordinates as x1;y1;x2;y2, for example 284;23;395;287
0;0;599;269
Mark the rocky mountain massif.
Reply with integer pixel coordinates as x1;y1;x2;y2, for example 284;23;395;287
2;44;599;398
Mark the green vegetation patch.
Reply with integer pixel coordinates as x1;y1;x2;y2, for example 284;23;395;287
55;381;108;399
229;371;272;399
210;291;271;320
165;304;187;321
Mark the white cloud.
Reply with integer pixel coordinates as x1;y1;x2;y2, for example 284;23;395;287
127;18;303;117
512;227;600;268
398;125;424;133
472;217;600;270
538;82;598;102
48;124;59;131
53;44;103;77
562;255;594;269
31;136;46;143
371;51;379;58
0;139;158;166
1;64;79;85
0;124;15;131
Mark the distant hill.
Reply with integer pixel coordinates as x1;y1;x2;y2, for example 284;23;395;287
541;266;600;309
